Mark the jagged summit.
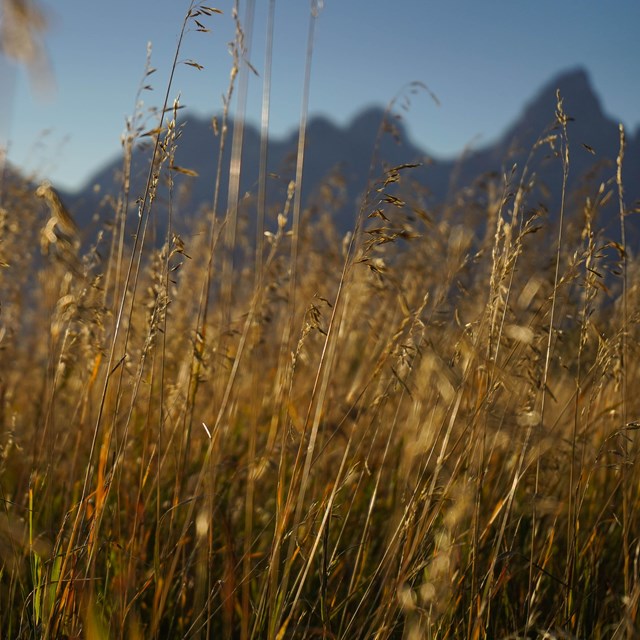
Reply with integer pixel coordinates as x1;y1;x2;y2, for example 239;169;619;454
345;107;389;139
531;67;603;117
497;67;606;151
57;67;638;246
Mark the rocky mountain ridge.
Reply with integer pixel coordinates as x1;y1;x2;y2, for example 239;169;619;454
39;67;640;249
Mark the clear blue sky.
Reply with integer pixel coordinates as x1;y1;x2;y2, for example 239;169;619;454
2;0;639;192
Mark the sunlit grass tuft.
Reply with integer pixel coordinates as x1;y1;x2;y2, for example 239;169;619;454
1;2;640;639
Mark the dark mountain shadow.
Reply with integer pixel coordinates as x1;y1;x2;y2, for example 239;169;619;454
60;67;639;252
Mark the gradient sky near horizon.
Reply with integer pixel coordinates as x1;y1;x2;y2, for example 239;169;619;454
1;0;639;192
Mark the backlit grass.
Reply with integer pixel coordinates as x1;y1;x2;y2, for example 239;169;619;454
1;2;639;638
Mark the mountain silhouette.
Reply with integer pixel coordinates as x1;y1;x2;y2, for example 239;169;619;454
64;104;430;239
62;67;639;249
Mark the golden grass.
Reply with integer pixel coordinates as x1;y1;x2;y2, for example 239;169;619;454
1;2;640;639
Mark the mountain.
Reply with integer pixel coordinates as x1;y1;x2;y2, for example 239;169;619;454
64;105;431;238
460;69;638;208
63;67;640;249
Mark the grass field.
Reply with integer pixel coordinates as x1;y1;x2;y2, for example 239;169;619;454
1;2;640;638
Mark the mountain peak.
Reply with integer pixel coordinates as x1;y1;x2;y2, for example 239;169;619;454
523;66;604;124
497;66;606;153
347;106;391;139
546;66;592;94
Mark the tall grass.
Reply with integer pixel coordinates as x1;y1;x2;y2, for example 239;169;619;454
1;2;640;638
